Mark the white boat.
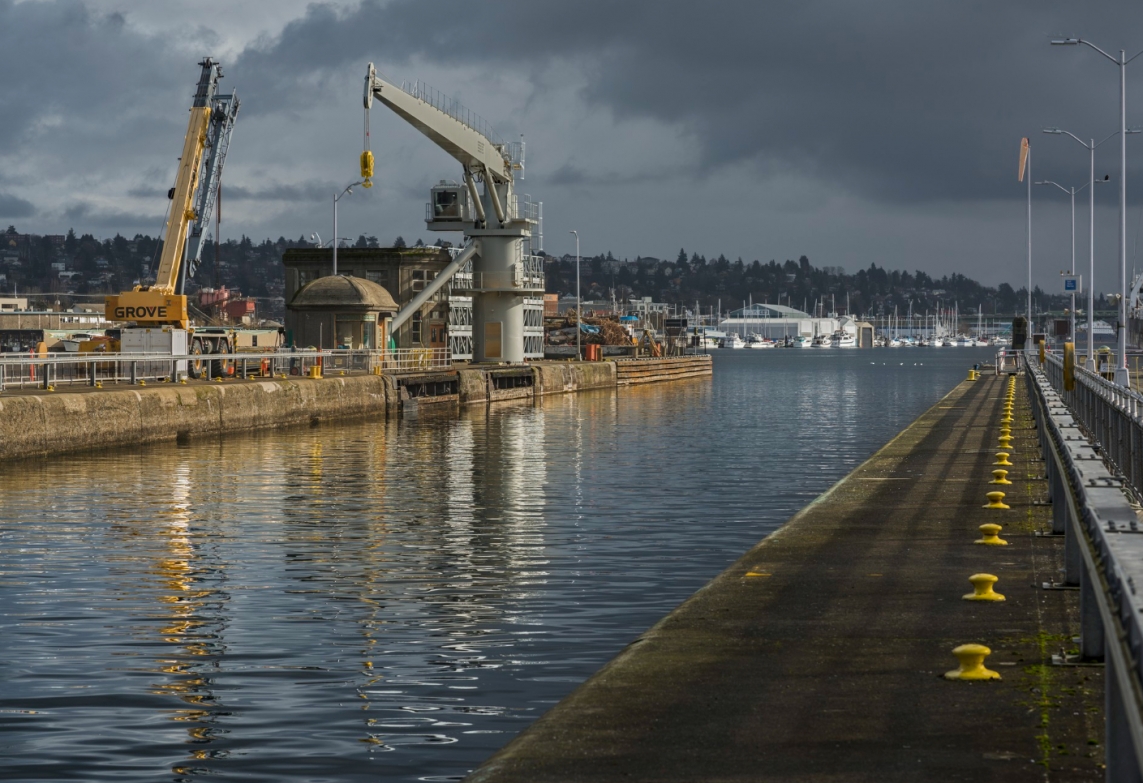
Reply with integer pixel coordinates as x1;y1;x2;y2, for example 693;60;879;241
746;334;775;349
811;335;831;348
955;335;972;347
888;337;903;347
794;335;813;348
722;334;746;349
832;331;856;348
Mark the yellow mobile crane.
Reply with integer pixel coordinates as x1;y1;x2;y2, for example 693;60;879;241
105;59;240;378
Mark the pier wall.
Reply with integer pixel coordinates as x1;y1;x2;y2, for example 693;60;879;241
465;373;1100;782
0;355;710;461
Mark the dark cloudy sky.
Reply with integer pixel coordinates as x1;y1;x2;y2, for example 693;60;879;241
6;1;1143;290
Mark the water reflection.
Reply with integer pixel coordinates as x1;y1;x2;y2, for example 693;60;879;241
0;348;994;781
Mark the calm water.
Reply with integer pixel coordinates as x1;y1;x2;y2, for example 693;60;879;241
0;347;994;782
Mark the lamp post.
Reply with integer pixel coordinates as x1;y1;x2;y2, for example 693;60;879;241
1036;178;1105;344
333;180;364;276
1052;39;1143;385
1042;128;1134;362
569;230;580;360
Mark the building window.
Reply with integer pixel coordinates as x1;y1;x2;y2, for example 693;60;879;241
411;312;422;345
411;270;427;292
366;270;387;287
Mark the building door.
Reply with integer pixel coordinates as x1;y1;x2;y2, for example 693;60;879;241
428;320;446;350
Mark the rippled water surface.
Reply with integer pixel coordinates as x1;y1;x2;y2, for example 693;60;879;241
0;348;994;781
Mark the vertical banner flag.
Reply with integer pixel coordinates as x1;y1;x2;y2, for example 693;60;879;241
1018;137;1030;182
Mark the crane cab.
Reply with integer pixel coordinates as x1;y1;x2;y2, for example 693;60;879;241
425;181;470;231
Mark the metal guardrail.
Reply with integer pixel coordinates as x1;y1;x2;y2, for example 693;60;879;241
0;348;451;392
1042;352;1143;500
1026;358;1143;777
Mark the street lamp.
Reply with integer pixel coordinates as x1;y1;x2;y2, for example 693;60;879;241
1051;38;1143;385
569;230;580;360
1035;177;1107;345
1042;128;1137;362
333;180;364;276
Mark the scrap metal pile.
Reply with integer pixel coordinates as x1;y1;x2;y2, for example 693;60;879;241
545;311;635;345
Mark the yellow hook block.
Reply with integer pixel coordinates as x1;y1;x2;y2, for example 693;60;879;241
998;435;1014;450
994;452;1013;466
976;522;1009;543
963;574;1005;602
944;643;1002;680
990;469;1011;485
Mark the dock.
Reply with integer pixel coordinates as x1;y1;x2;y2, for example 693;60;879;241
467;372;1104;781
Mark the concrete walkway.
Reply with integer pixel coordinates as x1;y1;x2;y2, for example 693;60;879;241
467;374;1103;782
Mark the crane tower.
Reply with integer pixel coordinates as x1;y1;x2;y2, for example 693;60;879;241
364;64;544;363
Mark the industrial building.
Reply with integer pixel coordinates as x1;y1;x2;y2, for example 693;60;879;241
281;246;472;357
718;303;841;339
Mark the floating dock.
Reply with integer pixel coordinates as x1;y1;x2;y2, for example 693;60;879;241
466;372;1102;781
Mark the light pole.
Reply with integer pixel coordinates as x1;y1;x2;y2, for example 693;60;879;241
569;230;580;360
333;181;364;276
1052;38;1143;385
1043;128;1133;361
1037;181;1088;342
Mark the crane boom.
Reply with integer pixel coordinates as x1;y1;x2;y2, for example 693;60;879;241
364;64;512;185
106;59;227;328
183;84;239;293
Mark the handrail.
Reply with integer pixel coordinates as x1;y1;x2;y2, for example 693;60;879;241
0;347;451;392
1026;359;1143;776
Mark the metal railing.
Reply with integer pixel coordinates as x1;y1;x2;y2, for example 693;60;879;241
0;348;451;392
1026;359;1143;777
400;79;506;149
1042;352;1143;499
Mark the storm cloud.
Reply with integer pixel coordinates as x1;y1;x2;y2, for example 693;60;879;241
6;0;1143;286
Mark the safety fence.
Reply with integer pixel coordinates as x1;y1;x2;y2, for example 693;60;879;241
1042;352;1143;500
1026;359;1143;777
0;348;451;392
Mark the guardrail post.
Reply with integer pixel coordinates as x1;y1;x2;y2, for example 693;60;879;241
130;361;137;385
88;360;96;387
1079;564;1106;660
0;363;5;393
41;363;49;390
241;358;248;380
1107;667;1143;783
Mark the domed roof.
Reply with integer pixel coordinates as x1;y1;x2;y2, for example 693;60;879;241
288;275;398;313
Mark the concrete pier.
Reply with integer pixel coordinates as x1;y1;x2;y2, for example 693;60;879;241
0;355;710;461
466;373;1103;782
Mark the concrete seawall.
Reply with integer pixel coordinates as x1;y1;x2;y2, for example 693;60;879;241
0;355;710;461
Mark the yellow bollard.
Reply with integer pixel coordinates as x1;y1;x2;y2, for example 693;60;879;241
967;369;977;381
982;492;1010;510
994;452;1013;466
963;574;1005;602
139;380;146;387
944;644;1002;680
976;522;1009;543
989;469;1011;485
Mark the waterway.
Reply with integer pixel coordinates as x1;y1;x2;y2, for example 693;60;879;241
0;347;995;781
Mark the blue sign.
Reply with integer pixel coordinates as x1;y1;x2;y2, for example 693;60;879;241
1065;278;1077;291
